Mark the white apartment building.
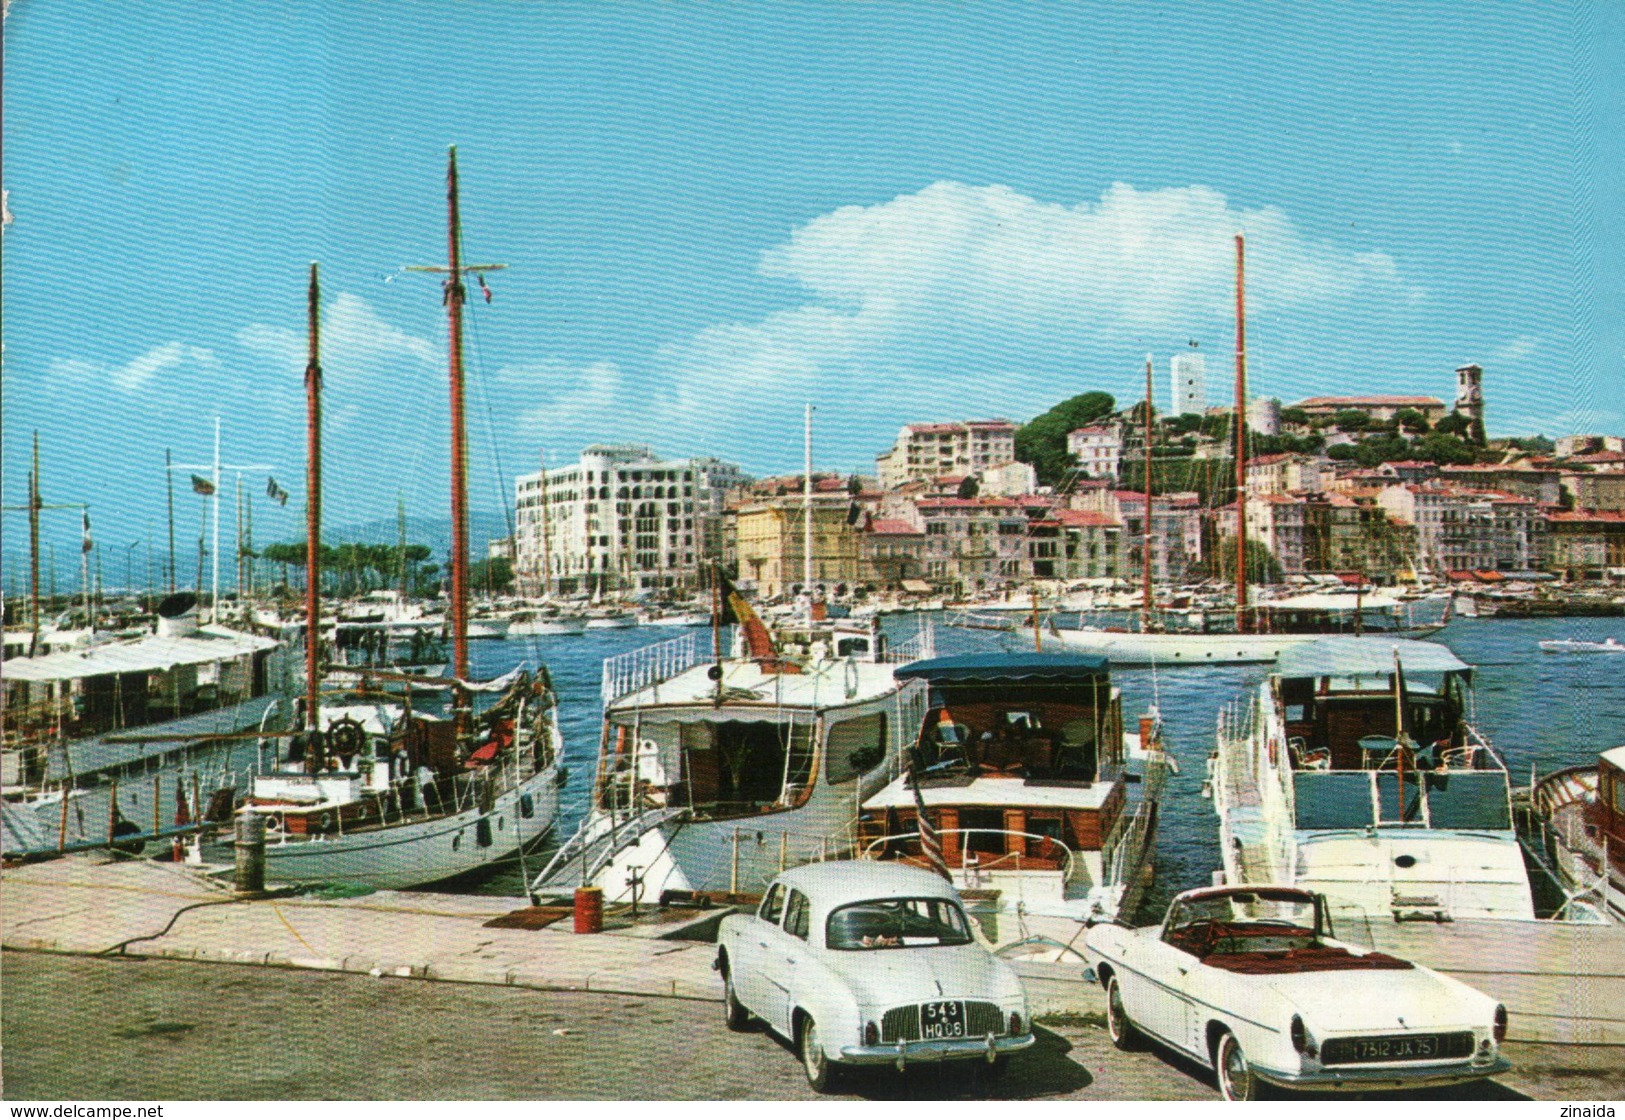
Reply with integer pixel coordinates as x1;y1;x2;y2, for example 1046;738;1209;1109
512;444;744;596
1170;349;1206;415
876;420;1018;489
1067;422;1123;480
1376;483;1546;574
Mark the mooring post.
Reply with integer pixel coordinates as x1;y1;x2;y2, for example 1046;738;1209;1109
233;811;266;895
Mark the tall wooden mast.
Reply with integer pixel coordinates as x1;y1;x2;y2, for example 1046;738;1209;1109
1233;233;1250;631
304;262;324;758
1142;354;1155;630
29;432;41;644
445;147;472;686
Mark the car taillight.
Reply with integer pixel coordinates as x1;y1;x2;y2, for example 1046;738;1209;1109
1493;1005;1508;1044
864;1021;879;1045
1009;1012;1023;1036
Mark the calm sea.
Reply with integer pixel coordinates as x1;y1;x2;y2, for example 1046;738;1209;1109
458;613;1625;915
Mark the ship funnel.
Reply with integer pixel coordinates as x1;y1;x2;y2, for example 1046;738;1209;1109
156;592;200;638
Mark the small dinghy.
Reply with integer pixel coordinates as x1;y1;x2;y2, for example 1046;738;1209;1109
1539;637;1625;653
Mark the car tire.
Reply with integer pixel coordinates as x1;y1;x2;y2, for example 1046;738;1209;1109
1105;975;1141;1051
723;971;752;1032
1214;1030;1261;1102
799;1016;842;1094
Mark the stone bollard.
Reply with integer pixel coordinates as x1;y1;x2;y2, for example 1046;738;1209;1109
234;812;267;895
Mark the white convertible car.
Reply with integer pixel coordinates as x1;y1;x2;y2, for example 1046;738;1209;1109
714;861;1036;1091
1084;886;1510;1100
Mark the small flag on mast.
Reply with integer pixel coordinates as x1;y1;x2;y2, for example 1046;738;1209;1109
910;757;950;881
477;274;493;303
191;475;216;496
81;509;93;554
266;477;289;506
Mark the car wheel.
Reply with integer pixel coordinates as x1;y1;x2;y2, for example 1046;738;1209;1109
799;1016;842;1093
723;971;752;1032
1214;1030;1260;1102
1105;975;1141;1051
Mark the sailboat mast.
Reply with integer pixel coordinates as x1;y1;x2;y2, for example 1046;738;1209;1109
305;262;324;752
538;450;553;599
165;448;176;593
29;432;41;644
802;404;813;598
396;493;408;597
445;146;471;685
1142;355;1154;629
1233;233;1250;631
211;418;222;623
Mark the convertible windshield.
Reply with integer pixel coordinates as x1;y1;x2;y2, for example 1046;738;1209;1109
826;897;972;950
1168;892;1320;935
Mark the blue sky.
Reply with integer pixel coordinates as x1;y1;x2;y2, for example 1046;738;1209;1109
3;1;1621;584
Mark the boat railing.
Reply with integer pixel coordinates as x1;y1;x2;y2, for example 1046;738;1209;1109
880;616;937;665
601;630;704;704
859;828;1076;883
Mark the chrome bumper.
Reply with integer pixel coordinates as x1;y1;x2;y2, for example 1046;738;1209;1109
839;1032;1036;1069
1252;1054;1511;1091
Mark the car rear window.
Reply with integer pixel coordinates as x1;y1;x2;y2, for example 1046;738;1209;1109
826;897;971;950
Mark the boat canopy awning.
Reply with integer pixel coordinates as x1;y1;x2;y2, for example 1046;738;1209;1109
1265;592;1403;611
894;652;1110;685
1601;745;1625;773
1276;637;1469;680
901;579;934;594
0;626;278;682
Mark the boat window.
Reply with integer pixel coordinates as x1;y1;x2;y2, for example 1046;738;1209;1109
783;889;810;940
1293;772;1377;829
670;719;815;820
759;883;786;924
826;897;971;950
1423;772;1511;829
825;713;888;785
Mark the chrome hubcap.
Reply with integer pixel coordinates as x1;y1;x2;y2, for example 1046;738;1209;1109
1222;1041;1248;1098
804;1024;823;1078
1107;982;1124;1037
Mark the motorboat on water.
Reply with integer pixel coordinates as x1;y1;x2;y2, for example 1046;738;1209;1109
531;598;937;905
323;619;449;694
856;652;1170;925
1208;636;1535;923
508;610;587;637
1539;638;1625;654
1519;747;1625;923
0;593;298;859
584;610;638;630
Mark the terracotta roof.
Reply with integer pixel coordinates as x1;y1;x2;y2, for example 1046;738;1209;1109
1547;510;1625;525
1054;508;1120;527
867;518;924;535
916;497;1022;510
906;420;1016;435
1294;395;1446;408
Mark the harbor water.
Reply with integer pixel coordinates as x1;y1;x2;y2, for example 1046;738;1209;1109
458;614;1625;917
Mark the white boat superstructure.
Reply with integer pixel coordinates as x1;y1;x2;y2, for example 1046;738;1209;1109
0;596;298;857
1208;637;1535;924
533;618;936;904
857;652;1170;924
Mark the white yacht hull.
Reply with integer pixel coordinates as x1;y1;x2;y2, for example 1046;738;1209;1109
1037;626;1321;665
253;768;560;890
510;618;587;636
466;618;512;640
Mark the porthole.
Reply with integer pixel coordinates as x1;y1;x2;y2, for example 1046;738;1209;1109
1395;854;1418;869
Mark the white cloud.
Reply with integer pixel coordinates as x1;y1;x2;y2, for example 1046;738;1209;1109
236;292;437;378
641;181;1423;460
48;340;218;392
1491;334;1540;363
507;359;629;447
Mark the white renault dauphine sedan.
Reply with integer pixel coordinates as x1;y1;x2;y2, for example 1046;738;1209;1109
1084;886;1511;1100
715;861;1035;1091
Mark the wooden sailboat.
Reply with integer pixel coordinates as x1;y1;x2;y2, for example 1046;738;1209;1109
1040;236;1431;665
230;154;563;888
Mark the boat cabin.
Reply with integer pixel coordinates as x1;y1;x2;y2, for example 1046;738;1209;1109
860;653;1128;874
1597;745;1625;855
1273;637;1512;832
593;653;923;824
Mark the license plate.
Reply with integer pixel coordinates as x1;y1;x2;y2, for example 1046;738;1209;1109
920;1000;967;1040
1325;1034;1442;1064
